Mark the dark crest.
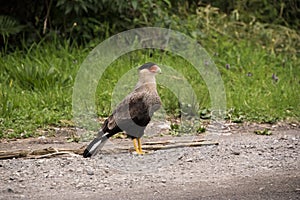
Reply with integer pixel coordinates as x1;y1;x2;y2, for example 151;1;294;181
138;62;156;71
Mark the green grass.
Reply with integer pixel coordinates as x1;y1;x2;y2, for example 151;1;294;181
0;42;87;138
0;18;299;139
213;39;300;122
94;43;299;123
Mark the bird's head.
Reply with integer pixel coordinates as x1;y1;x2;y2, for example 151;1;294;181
138;62;161;75
136;62;161;86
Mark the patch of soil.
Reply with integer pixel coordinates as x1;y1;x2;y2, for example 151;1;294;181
0;122;299;199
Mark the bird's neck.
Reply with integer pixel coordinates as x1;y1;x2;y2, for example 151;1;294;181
135;74;157;89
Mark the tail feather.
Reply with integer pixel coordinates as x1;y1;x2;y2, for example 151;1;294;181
83;132;108;158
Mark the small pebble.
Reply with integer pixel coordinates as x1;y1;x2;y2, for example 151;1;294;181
268;164;273;168
7;188;14;193
231;151;240;155
76;183;84;188
87;170;94;176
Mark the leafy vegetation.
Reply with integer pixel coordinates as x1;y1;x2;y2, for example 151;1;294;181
0;1;299;138
1;0;299;49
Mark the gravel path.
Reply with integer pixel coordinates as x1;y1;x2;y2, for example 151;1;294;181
0;124;299;200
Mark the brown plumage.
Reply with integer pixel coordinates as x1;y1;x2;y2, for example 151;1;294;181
83;62;161;157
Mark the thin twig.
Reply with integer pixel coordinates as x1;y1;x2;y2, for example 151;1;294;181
33;151;80;159
43;0;53;34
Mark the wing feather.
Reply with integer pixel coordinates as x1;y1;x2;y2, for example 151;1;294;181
101;85;161;137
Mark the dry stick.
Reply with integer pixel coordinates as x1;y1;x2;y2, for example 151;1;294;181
0;150;29;159
143;138;206;145
33;151;80;159
102;141;218;154
0;140;218;159
43;0;53;34
0;147;84;159
130;141;218;151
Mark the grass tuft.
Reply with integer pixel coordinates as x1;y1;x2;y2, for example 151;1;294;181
0;8;299;138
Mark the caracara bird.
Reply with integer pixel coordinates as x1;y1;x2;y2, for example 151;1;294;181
83;62;162;157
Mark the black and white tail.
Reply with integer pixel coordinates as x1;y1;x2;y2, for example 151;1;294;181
83;131;109;158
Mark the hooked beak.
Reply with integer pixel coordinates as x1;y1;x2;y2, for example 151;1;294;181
150;65;162;74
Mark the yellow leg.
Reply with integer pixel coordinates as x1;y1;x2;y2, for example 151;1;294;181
133;138;139;153
137;138;145;154
132;138;144;155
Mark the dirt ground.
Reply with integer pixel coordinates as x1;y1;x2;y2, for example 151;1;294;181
0;122;299;200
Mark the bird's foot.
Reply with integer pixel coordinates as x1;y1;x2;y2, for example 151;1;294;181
137;150;145;155
131;149;147;155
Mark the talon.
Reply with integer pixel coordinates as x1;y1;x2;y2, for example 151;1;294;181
137;150;145;155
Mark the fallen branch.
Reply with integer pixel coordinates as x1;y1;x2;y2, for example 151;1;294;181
143;141;218;150
0;147;85;160
0;150;29;160
98;140;218;154
0;140;218;159
143;138;206;145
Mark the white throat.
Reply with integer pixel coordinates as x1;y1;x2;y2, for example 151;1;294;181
135;72;157;89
